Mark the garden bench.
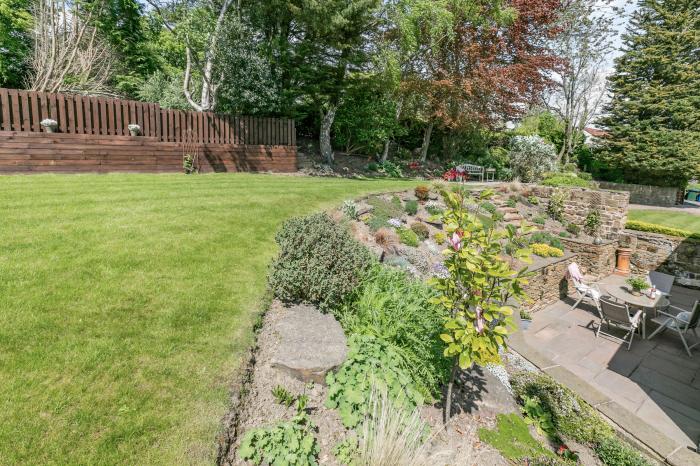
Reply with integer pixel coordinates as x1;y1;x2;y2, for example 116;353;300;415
456;164;485;182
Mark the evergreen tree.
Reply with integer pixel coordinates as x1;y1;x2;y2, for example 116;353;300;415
599;0;700;187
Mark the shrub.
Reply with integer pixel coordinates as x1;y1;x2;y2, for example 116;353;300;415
531;243;564;257
566;223;581;236
528;195;540;205
558;231;570;238
404;199;418;215
506;197;517;208
546;190;566;222
562;163;577;173
533;215;546;225
509;135;557;182
325;334;424;428
414;185;430;201
625;220;700;240
433;232;446;244
410;222;429;240
480;201;497;214
341;200;359;220
338;266;450;398
377;161;403;178
397;227;420;246
424;201;444;216
478;413;557;462
578;172;593;181
595;437;652;466
374;227;399;249
529;232;563;250
584;209;601;236
542;174;592;188
269;213;374;311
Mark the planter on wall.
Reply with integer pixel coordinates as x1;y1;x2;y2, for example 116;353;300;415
40;119;58;133
127;124;141;136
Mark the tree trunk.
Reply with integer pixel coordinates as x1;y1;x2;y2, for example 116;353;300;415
443;358;460;424
320;105;337;165
381;139;390;163
419;122;434;163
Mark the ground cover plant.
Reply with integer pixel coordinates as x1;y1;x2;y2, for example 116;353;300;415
0;173;416;465
627;210;700;236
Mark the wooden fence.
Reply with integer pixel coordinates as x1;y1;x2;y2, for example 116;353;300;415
0;88;295;146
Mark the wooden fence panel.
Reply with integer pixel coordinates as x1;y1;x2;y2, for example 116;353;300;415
0;88;294;145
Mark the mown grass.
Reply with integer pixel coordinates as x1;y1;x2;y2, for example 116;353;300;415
628;209;700;234
0;173;416;465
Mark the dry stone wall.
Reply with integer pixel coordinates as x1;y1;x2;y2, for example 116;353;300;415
619;230;700;288
529;185;630;238
523;253;577;313
559;237;618;279
598;181;681;207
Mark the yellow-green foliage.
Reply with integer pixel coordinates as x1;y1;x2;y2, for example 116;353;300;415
530;243;564;258
625;220;700;240
433;232;446;244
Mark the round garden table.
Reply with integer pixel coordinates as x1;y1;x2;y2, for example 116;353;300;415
604;275;662;339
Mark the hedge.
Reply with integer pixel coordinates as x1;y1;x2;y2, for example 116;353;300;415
625;220;700;240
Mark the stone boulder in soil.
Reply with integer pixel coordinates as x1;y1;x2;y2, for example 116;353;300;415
270;304;348;384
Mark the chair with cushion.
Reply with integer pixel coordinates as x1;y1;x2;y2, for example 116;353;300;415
567;262;603;315
648;300;700;357
597;296;643;350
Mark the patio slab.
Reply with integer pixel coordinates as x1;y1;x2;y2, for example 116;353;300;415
514;282;700;464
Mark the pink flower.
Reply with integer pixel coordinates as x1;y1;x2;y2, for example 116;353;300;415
447;232;462;251
475;306;485;334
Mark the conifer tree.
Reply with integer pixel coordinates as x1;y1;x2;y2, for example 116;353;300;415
599;0;700;187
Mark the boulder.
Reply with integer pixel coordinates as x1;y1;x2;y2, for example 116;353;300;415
270;304;348;384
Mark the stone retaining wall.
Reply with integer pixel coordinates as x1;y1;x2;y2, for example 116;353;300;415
619;229;700;288
598;181;681;207
529;186;630;238
523;253;577;313
559;237;618;279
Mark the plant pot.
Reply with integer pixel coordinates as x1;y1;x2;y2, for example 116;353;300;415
593;236;603;245
129;130;139;136
631;289;641;297
520;319;532;331
44;126;56;133
615;247;632;276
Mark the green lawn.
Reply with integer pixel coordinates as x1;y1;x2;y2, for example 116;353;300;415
0;173;416;465
628;209;700;234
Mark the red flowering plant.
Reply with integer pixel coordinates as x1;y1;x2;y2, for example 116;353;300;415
442;168;458;181
430;188;532;422
407;161;421;171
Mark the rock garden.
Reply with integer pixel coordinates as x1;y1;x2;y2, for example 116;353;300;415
220;183;656;466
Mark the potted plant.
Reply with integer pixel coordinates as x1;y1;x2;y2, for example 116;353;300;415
40;118;58;133
127;124;141;136
520;309;533;330
626;276;649;296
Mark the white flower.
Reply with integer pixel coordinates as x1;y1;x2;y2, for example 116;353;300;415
388;218;402;228
40;119;58;127
127;124;141;132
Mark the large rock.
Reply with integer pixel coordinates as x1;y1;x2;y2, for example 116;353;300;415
270;304;348;384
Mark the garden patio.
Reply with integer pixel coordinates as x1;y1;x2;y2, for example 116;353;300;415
515;275;700;465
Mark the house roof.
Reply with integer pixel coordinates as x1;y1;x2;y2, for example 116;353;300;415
584;127;608;138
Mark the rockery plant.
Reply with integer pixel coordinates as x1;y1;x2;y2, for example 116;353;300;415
430;189;531;422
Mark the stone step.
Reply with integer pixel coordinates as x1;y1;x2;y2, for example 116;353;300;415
503;213;523;222
497;206;519;214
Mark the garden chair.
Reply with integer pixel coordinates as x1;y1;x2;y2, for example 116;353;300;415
649;271;674;311
567;262;602;315
597;297;643;350
648;300;700;357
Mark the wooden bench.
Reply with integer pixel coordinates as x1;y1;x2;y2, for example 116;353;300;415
456;164;485;182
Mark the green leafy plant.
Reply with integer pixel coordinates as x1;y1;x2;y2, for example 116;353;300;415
626;277;649;292
325;334;424;428
431;188;531;421
584;209;601;236
376;161;403;178
546;190;566;222
528;195;540;205
530;243;564;258
271;385;296;408
478;413;556;461
529;231;563;250
239;398;320;465
342;200;359;220
333;436;359;465
480;201;497;214
558;231;570;238
433;232;446;245
506;197;517;208
338;266;450;399
410;222;429;240
404;199;418;216
595;436;652;466
269;213;374;311
521;396;557;439
520;309;532;320
566;222;581;236
533;215;546;225
414;185;430;201
425;201;444;216
366;196;405;232
397;227;420;247
542;174;592;188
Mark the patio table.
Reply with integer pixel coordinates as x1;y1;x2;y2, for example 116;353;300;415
604;275;661;339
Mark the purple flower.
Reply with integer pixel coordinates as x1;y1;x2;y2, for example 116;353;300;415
475;306;485;335
388;218;402;228
432;263;449;279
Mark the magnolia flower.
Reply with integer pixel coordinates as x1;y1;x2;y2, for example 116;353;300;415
446;231;463;251
475;306;485;335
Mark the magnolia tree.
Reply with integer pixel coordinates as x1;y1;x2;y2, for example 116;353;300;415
509;135;557;182
431;189;532;422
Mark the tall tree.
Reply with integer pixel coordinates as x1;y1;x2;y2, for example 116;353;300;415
545;0;615;165
0;0;32;88
599;0;700;187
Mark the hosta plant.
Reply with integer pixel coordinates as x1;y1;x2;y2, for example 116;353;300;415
430;188;531;422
